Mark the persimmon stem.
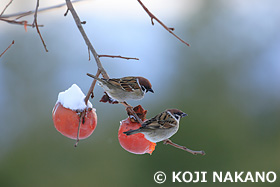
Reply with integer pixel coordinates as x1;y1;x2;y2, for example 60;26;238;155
74;110;86;147
163;139;205;155
121;102;143;124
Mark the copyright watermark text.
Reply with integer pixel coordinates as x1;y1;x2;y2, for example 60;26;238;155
154;171;277;184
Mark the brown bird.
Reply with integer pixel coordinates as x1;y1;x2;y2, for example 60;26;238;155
123;109;187;143
87;73;153;102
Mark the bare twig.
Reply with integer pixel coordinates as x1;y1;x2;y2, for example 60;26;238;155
0;18;42;27
32;0;39;27
15;12;33;20
0;40;14;58
0;1;84;49
163;139;205;155
32;0;48;52
84;69;101;105
98;55;139;61
64;8;69;16
0;0;13;16
137;0;190;46
1;0;83;19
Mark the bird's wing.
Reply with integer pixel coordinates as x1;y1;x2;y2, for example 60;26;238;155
141;111;177;129
120;77;140;92
109;77;140;92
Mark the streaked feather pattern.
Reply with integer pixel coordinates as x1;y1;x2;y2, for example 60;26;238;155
142;111;178;129
103;77;140;92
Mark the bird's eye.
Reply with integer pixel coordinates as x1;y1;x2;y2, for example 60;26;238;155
174;114;180;120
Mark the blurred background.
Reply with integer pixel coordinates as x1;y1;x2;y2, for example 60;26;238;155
1;0;280;186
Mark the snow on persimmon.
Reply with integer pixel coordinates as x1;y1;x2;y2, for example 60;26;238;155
52;84;97;140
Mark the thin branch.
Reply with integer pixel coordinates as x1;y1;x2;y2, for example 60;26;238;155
98;55;139;61
0;18;42;27
163;139;205;155
0;0;13;16
1;0;83;19
84;69;101;105
64;8;69;16
32;0;39;27
15;12;33;20
137;0;190;46
0;40;14;58
32;0;48;52
65;0;109;79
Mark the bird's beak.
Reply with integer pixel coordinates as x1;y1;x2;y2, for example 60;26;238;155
181;113;188;117
147;88;154;93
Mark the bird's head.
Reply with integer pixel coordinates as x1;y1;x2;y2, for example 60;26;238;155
137;77;154;93
167;109;187;120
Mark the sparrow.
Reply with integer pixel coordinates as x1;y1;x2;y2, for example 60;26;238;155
123;109;187;143
87;73;154;102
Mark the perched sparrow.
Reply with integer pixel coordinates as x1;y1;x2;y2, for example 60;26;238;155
123;109;187;143
87;73;154;102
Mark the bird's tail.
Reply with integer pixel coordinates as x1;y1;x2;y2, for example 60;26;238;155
123;129;140;136
87;73;105;83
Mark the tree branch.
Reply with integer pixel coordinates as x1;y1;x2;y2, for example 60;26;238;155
163;139;205;155
32;0;48;52
98;55;139;61
0;0;77;51
0;0;82;30
32;0;39;27
0;18;42;27
65;0;109;79
0;40;14;58
0;0;13;16
137;0;190;46
84;69;101;105
0;0;83;19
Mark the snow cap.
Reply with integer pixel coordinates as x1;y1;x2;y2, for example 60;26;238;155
57;84;93;110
